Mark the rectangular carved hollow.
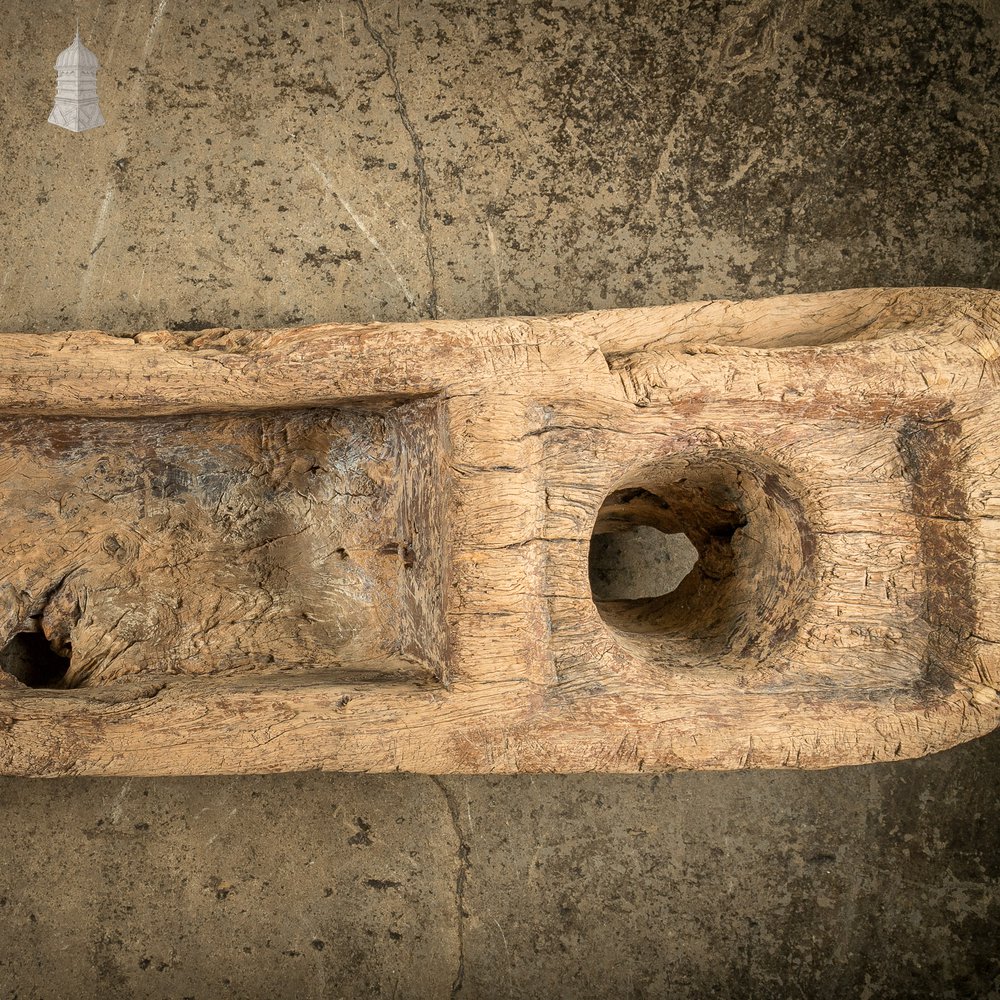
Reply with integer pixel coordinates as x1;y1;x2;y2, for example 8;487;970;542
0;286;998;775
0;400;448;688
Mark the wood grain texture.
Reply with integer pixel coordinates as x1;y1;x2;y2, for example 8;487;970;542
0;286;997;775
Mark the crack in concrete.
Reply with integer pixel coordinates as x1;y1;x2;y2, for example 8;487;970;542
356;0;439;319
431;775;469;997
307;160;419;309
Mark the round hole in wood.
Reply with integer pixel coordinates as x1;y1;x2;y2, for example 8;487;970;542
589;448;814;667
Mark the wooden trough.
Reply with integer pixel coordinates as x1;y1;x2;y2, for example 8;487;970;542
0;286;997;775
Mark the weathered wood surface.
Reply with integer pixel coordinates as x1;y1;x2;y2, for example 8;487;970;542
0;286;997;775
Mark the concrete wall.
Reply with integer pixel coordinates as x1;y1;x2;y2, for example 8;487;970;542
1;1;998;996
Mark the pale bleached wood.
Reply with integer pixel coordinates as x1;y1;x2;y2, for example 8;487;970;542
0;286;998;775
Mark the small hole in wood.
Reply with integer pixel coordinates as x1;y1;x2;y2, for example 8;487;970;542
0;631;72;688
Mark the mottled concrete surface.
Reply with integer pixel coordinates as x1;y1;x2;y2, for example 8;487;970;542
2;751;1000;999
1;0;999;997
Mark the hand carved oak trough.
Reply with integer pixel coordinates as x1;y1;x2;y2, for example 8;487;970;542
0;286;998;775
